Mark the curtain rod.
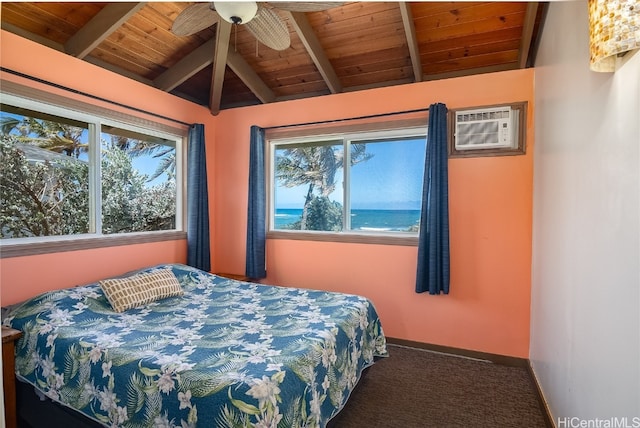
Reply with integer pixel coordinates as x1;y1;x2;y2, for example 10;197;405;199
0;67;191;127
263;106;430;131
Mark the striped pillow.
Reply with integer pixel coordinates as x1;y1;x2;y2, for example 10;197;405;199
99;269;183;313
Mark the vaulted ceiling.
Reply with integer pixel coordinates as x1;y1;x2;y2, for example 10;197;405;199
1;2;547;115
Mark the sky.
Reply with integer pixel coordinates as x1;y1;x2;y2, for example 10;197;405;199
275;137;427;210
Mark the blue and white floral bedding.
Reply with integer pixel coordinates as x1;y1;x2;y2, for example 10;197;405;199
3;264;387;428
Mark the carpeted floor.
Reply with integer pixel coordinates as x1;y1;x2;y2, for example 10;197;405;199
327;344;547;428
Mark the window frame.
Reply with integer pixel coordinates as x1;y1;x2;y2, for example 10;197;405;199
0;92;187;258
266;123;427;246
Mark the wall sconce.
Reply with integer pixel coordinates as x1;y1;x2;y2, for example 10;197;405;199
588;0;639;72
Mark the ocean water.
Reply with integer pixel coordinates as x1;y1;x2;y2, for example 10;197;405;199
275;208;420;232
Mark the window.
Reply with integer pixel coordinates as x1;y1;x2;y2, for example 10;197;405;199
0;94;183;247
269;126;426;243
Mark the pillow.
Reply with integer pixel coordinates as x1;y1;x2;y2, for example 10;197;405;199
99;269;183;313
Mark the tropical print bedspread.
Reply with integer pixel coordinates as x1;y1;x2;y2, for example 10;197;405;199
3;264;387;428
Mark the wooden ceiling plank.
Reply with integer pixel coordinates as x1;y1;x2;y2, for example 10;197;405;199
344;67;413;87
398;2;423;82
424;63;518;81
420;27;522;55
415;11;526;44
325;34;408;58
410;2;484;18
1;22;65;52
64;2;146;59
336;56;412;78
84;56;154;86
343;77;414;93
271;81;331;97
306;2;398;27
420;39;521;65
424;50;520;75
154;39;215;92
227;50;276;104
1;8;70;45
22;2;105;27
518;2;539;68
286;11;342;94
91;44;164;77
412;2;526;29
313;24;407;50
307;6;403;38
210;20;232;116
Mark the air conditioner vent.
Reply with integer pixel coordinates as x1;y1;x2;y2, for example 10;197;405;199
454;106;514;150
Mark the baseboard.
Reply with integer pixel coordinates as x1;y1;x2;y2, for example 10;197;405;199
386;337;529;367
386;337;555;428
526;360;556;428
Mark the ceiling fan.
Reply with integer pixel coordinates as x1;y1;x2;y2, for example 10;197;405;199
171;2;344;51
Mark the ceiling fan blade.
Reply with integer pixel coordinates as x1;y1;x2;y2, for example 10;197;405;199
171;3;219;36
272;2;344;12
244;7;291;51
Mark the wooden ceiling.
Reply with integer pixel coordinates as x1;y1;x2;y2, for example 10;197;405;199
1;2;547;115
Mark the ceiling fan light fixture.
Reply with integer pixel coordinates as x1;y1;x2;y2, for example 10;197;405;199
214;1;258;25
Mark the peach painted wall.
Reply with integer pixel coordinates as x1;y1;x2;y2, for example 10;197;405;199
1;241;188;305
0;31;216;306
214;69;534;357
0;30;534;358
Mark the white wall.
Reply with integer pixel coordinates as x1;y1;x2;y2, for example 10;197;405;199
531;0;640;423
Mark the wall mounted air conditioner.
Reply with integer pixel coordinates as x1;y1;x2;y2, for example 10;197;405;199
454;106;516;150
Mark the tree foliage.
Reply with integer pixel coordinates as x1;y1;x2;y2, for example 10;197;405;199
0;116;176;239
0;136;89;237
287;196;343;232
100;143;176;234
276;144;372;230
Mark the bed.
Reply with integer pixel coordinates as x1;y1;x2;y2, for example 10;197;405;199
2;263;387;427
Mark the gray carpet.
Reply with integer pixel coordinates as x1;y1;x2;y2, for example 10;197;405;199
328;344;547;428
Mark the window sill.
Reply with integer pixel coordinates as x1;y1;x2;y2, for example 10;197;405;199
267;230;418;246
0;231;187;259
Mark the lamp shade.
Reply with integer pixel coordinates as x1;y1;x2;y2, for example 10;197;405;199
589;0;640;72
214;1;258;25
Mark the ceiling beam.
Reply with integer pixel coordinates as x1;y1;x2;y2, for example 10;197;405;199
518;2;539;69
227;50;276;104
286;11;342;94
209;20;232;116
154;39;215;91
398;2;423;83
65;2;145;59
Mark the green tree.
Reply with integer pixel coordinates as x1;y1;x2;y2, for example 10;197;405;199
1;115;176;239
100;143;175;234
0;116;88;158
109;134;175;181
0;135;89;237
287;196;342;231
276;143;372;230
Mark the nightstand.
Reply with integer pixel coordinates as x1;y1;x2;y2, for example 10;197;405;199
2;326;22;428
214;272;252;282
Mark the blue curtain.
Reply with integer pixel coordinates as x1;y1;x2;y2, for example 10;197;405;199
186;123;211;272
246;125;267;279
416;103;450;294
